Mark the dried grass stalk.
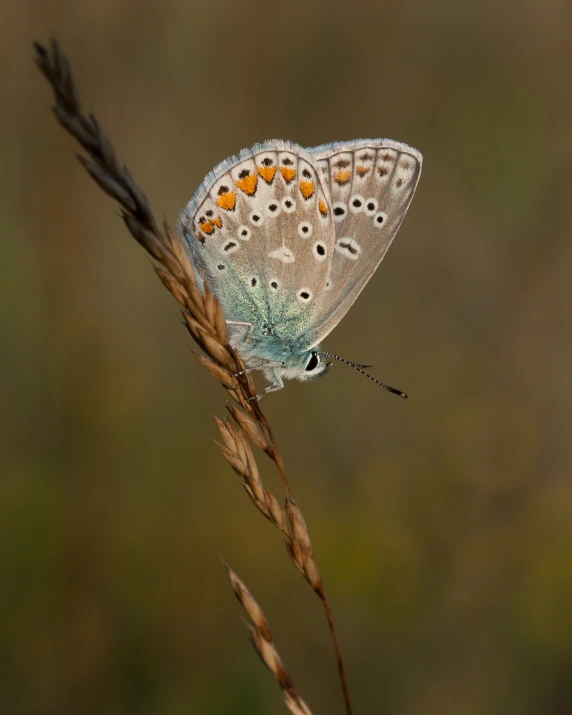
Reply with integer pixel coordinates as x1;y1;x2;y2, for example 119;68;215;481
34;39;354;715
226;564;314;715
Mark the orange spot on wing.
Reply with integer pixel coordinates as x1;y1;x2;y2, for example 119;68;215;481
197;232;206;243
318;199;328;216
299;180;315;200
258;166;277;184
216;191;236;211
198;221;215;235
333;170;351;185
236;174;258;195
212;217;223;228
356;165;370;177
280;166;296;183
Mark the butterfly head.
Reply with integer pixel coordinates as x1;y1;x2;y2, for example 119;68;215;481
269;348;331;383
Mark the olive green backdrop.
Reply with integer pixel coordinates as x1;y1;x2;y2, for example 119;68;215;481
3;1;572;713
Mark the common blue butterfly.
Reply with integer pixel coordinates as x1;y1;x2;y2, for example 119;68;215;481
180;139;422;399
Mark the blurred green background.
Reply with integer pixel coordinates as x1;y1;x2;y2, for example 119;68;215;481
2;1;572;713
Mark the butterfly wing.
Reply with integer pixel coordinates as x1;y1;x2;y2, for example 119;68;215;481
179;140;335;342
300;139;422;350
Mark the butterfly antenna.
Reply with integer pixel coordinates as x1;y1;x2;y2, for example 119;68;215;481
317;350;408;399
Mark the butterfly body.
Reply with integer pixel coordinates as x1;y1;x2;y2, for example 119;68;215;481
227;320;327;393
179;139;421;396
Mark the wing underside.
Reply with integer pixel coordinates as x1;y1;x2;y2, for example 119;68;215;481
179;138;421;349
301;139;422;349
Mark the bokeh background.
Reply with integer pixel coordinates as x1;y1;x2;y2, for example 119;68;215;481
3;1;572;713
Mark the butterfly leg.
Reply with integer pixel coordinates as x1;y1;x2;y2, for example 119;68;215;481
251;372;284;401
231;359;284;378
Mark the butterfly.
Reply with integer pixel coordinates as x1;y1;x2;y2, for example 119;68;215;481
179;139;422;399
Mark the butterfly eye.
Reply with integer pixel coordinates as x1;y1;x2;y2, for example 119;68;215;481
305;352;320;372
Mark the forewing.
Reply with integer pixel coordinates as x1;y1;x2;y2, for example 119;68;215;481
179;140;334;340
301;139;422;349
